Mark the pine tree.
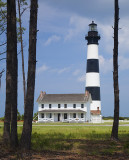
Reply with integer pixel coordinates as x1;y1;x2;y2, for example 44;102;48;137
111;0;120;141
20;0;38;149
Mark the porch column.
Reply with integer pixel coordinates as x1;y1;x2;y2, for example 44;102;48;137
76;113;78;119
60;113;63;122
68;113;70;121
52;113;54;122
44;113;46;119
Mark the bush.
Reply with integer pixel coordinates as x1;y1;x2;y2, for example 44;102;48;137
119;117;125;120
0;117;4;121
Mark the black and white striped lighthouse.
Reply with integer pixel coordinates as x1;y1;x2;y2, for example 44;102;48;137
85;21;101;111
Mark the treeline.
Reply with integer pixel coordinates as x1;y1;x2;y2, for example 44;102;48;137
0;111;38;121
103;117;129;120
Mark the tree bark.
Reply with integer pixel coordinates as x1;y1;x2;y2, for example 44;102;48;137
3;0;18;147
20;0;38;150
17;0;26;110
111;0;120;141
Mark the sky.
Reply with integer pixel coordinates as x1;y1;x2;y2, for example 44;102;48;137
1;0;129;117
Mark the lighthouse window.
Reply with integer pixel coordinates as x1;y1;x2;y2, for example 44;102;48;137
64;104;67;108
81;104;84;108
81;113;84;118
41;113;44;118
49;104;52;108
41;104;44;108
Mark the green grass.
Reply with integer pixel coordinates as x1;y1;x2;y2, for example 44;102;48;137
1;124;129;155
1;121;129;126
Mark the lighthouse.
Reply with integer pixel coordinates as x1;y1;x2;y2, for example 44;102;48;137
85;21;101;119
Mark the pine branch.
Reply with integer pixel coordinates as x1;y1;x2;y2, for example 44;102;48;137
0;57;6;61
0;51;6;55
0;42;7;47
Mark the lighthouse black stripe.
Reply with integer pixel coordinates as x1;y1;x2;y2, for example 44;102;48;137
85;87;100;100
86;59;99;73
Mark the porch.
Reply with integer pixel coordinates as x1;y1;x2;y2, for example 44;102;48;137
38;109;86;123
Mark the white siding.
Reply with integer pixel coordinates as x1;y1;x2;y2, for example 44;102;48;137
38;102;87;111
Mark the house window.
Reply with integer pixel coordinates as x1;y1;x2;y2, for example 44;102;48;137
58;104;61;108
64;104;67;108
97;107;99;110
49;104;52;108
49;113;52;118
73;104;76;108
41;113;44;118
73;113;76;118
81;104;84;108
64;113;67;119
81;113;84;118
41;104;44;108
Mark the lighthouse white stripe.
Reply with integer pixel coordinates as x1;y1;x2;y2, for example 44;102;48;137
87;44;99;59
86;73;100;87
90;101;101;110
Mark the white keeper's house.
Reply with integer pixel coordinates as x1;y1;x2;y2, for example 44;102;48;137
37;91;101;123
37;21;102;123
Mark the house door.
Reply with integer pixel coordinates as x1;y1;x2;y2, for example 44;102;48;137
58;113;60;121
64;113;67;119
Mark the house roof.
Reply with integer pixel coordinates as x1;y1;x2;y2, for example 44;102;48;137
91;110;101;115
38;109;86;113
37;91;91;103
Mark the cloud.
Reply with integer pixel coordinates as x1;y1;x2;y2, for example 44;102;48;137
58;67;70;74
37;64;49;74
99;55;129;73
44;35;61;46
119;56;129;70
78;74;85;82
65;15;89;40
99;55;113;73
73;69;80;76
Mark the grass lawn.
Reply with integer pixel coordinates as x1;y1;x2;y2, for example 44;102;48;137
0;121;129;126
0;123;129;159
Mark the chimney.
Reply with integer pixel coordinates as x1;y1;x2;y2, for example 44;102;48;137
40;91;46;99
85;90;89;97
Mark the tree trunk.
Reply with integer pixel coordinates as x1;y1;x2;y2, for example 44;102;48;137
20;0;38;150
3;0;18;147
111;0;120;141
17;0;26;110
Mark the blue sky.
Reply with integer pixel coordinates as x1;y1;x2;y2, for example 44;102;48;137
1;0;129;117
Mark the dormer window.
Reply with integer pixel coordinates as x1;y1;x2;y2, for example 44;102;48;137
41;104;44;108
49;104;52;108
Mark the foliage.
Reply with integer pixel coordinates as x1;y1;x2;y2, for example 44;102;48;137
0;117;4;121
33;112;38;120
119;117;125;120
17;110;24;121
102;116;113;120
17;26;26;43
0;0;6;33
